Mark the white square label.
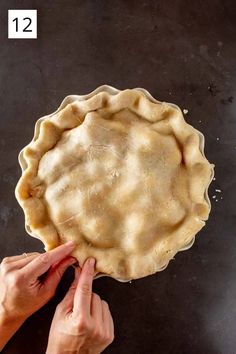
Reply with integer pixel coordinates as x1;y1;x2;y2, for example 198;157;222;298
8;10;37;39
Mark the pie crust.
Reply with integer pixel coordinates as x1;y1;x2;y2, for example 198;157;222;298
15;86;214;281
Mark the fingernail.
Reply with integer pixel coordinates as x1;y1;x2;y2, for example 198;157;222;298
88;257;95;267
65;241;76;248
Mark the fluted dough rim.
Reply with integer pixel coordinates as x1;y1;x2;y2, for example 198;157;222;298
16;85;214;282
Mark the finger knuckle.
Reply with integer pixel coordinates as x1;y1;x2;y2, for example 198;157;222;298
79;283;91;296
102;300;109;309
39;253;50;264
93;327;103;339
92;293;101;302
1;257;10;265
70;283;77;291
56;302;64;313
0;263;11;275
77;317;90;333
108;332;115;344
84;266;94;277
102;330;114;344
7;272;23;287
31;252;40;257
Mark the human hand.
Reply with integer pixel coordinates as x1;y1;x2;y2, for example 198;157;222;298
46;258;114;354
0;241;76;325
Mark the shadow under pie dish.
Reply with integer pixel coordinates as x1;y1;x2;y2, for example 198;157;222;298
15;85;214;281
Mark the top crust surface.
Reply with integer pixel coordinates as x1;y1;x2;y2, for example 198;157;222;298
15;89;213;280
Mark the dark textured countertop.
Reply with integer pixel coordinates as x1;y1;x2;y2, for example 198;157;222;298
0;1;236;353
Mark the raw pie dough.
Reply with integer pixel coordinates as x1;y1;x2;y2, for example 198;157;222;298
15;88;213;281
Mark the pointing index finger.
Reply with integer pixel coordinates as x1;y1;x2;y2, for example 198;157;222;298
23;241;76;278
73;258;95;316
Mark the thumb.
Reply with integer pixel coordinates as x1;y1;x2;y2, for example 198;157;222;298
43;256;76;293
58;267;81;312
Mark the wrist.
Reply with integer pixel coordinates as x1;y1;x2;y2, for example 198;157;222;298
79;349;101;354
46;349;82;354
0;304;26;351
46;342;83;354
0;304;26;327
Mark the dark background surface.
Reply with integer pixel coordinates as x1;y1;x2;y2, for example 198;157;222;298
0;1;236;353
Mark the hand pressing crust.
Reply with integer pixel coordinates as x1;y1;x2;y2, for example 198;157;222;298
46;258;114;354
0;241;77;350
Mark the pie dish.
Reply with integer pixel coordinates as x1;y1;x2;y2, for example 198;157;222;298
15;86;214;281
